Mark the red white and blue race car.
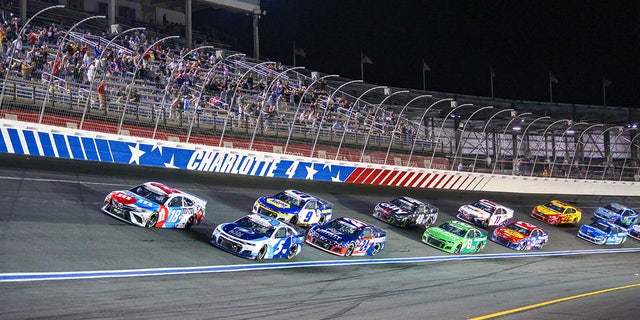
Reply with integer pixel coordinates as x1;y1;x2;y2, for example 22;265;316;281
210;214;305;260
373;196;439;228
305;217;386;256
457;199;514;228
491;220;549;250
102;182;206;229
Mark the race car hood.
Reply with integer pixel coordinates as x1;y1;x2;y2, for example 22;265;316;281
376;202;410;217
220;223;269;241
257;197;299;214
312;227;351;242
426;227;462;243
594;207;617;220
460;205;490;219
112;191;160;211
494;227;525;242
535;205;561;217
578;224;607;238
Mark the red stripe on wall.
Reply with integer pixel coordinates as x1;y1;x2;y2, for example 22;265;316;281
363;169;385;185
425;174;441;188
345;167;367;183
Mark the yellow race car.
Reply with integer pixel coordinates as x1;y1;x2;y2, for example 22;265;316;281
531;200;582;225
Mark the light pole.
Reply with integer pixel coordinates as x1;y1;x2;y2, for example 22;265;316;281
406;98;452;167
513;116;550;175
491;112;532;174
218;60;275;147
38;15;106;123
618;132;640;181
383;94;432;164
471;108;513;171
529;119;571;176
283;74;339;155
450;106;493;170
334;85;385;160
584;126;622;180
79;26;146;129
116;35;179;134
310;79;362;158
549;122;588;177
429;103;474;169
0;4;64;109
185;52;245;143
360;90;410;162
249;66;305;150
567;123;603;177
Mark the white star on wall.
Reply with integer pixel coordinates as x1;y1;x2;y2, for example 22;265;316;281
151;144;163;154
305;164;318;180
128;144;145;164
164;155;178;168
331;171;342;182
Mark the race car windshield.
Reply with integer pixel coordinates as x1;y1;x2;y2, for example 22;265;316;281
472;201;495;214
391;198;418;212
440;223;467;237
130;185;169;204
327;219;359;236
506;223;531;236
545;202;564;213
591;221;612;233
603;204;623;214
235;216;275;236
275;192;302;208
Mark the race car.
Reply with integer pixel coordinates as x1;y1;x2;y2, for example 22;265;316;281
593;203;638;228
577;219;627;245
422;220;487;254
372;196;439;228
210;214;305;260
492;220;549;250
102;181;206;229
628;225;640;241
531;200;582;225
253;189;333;227
457;199;513;228
305;217;386;256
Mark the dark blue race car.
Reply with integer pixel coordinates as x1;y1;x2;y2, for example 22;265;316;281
577;219;627;246
593;203;638;228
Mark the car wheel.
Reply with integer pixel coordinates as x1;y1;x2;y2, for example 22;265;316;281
287;244;299;259
371;243;381;256
519;241;528;251
185;216;194;230
601;237;608;245
290;216;298;225
475;242;484;253
318;215;326;225
454;244;462;254
256;245;268;260
345;244;355;256
145;213;158;228
620;237;627;245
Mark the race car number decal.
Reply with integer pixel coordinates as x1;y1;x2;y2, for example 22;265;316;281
465;239;475;250
415;214;426;225
167;209;183;223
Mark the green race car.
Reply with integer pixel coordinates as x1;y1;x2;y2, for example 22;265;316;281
422;220;487;253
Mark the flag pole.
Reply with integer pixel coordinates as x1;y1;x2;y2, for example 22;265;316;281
360;50;364;81
549;72;553;103
422;59;426;91
490;66;495;98
293;42;296;67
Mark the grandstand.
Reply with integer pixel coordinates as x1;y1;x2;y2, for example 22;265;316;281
1;1;639;182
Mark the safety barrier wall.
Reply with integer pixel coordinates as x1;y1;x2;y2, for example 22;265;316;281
1;119;638;196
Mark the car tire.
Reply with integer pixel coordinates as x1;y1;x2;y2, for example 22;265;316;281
454;244;462;254
185;216;194;230
345;244;355;256
256;245;268;260
319;215;326;225
145;213;158;228
287;244;299;259
476;242;484;253
371;243;381;256
290;216;298;225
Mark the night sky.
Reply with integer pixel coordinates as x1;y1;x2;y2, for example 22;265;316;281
196;1;639;109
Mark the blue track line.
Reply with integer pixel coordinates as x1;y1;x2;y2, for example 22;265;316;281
2;248;639;282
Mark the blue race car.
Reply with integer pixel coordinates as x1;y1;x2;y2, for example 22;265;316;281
210;214;305;260
577;219;627;245
253;189;333;227
305;217;386;256
593;203;639;228
628;225;640;241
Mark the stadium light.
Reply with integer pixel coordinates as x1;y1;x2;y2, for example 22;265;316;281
529;119;571;176
383;94;432;165
470;108;513;172
360;90;410;162
490;112;532;174
406;98;453;167
450;106;493;171
429;103;474;169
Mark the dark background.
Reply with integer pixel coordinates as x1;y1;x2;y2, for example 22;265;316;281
195;0;640;109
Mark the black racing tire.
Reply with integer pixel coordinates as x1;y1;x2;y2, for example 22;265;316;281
318;215;326;225
454;244;462;254
145;213;158;228
256;245;268;260
475;242;485;253
185;216;194;230
519;241;528;251
371;243;381;256
287;244;299;259
345;244;355;256
289;216;298;225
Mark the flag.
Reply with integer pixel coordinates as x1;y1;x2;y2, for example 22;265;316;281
361;54;373;64
422;60;431;72
603;78;612;87
294;47;306;57
490;66;496;78
549;72;558;84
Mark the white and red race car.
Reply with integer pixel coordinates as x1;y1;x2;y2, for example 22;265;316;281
457;199;513;228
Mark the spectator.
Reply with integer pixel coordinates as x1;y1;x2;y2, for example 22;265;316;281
97;79;107;110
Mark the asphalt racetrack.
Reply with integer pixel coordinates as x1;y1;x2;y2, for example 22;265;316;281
1;154;639;319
